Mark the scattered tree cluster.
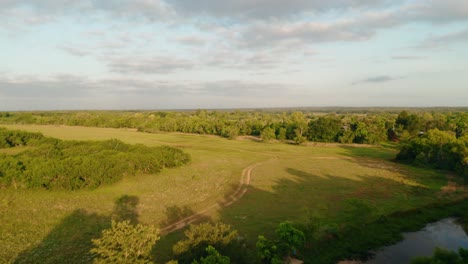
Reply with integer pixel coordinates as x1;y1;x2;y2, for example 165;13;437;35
397;129;468;178
0;128;191;190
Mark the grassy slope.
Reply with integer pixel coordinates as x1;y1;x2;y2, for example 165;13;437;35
0;124;455;263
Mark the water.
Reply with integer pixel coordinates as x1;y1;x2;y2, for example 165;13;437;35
365;218;468;263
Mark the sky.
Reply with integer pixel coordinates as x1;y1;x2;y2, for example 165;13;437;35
1;0;468;110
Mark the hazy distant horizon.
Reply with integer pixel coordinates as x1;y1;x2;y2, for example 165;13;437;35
2;106;467;113
2;1;468;110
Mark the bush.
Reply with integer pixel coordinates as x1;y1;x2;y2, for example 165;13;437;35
173;223;238;263
192;246;230;264
91;220;159;264
410;247;468;264
0;129;191;190
396;129;467;178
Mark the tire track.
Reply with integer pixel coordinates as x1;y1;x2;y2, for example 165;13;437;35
160;159;273;234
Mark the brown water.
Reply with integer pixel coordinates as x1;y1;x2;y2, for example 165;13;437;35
364;218;468;263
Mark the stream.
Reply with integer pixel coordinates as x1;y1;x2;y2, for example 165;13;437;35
364;218;468;263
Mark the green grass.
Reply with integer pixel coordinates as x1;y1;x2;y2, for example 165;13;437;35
0;124;460;263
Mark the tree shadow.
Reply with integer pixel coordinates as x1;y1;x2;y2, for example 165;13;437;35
14;194;140;264
339;145;449;189
112;195;139;225
216;164;443;263
13;209;110;264
159;205;195;228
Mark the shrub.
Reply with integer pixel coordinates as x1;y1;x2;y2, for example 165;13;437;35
91;220;159;264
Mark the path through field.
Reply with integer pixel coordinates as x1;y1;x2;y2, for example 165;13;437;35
160;159;275;233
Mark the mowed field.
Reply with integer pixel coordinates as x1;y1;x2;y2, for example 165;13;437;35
0;124;450;263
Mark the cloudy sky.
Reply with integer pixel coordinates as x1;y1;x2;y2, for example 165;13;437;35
1;0;468;110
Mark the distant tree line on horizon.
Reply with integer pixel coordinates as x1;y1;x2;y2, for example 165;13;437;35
0;109;466;142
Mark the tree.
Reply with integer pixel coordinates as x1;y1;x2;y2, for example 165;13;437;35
192;246;230;264
289;112;308;142
90;220;159;264
410;247;468;264
275;222;305;256
277;127;287;141
256;235;282;264
173;223;238;262
308;115;342;142
261;127;276;142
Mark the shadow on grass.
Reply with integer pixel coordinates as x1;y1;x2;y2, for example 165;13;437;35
14;194;139;264
340;145;398;160
112;195;139;225
159;205;195;228
215;162;450;263
13;209;110;264
340;145;449;190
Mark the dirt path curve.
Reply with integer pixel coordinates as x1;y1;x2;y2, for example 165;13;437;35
160;159;275;234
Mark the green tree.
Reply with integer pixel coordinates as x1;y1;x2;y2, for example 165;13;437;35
276;127;287;141
192;246;230;264
173;223;238;262
91;220;159;264
275;222;305;255
261;127;276;142
308;115;342;142
410;247;468;264
256;235;282;264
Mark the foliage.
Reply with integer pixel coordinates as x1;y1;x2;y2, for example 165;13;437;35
256;235;282;264
0;127;45;147
192;246;230;264
275;222;306;255
261;127;276;142
173;223;238;263
397;129;467;178
0;128;191;190
91;220;160;264
308;115;342;142
410;247;468;264
1;109;466;145
256;222;305;263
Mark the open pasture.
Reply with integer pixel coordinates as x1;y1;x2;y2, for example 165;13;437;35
0;124;450;263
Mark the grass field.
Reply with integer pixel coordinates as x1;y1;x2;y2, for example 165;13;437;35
0;124;457;263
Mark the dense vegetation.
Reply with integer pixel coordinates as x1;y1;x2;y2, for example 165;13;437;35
411;247;468;264
0;128;191;190
1;109;466;144
397;129;468;178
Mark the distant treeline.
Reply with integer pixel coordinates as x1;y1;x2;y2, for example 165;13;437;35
0;128;191;190
1;109;467;178
0;110;466;144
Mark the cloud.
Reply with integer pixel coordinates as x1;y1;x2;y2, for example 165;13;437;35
173;35;206;46
0;0;173;27
0;73;301;110
106;56;196;74
352;75;404;85
392;56;424;60
233;1;468;47
57;44;91;57
415;28;468;49
240;20;374;47
0;74;94;98
170;0;401;19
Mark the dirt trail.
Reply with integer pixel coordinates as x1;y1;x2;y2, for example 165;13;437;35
160;159;274;234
